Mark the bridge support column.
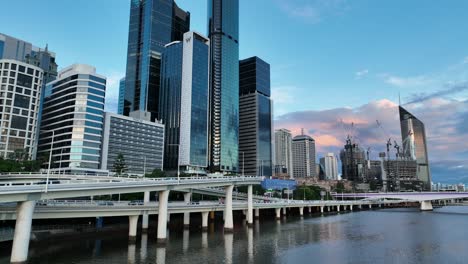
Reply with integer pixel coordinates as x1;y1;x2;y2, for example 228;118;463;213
142;191;150;232
420;201;433;211
350;205;353;211
129;215;139;243
299;207;304;216
275;208;281;219
320;206;324;214
337;205;340;212
282;207;287;216
157;190;170;244
183;192;192;228
10;201;35;264
224;185;234;232
255;208;260;219
201;212;209;231
369;204;372;209
359;204;362;210
247;185;253;227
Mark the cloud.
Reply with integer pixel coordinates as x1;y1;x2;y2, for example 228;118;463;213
275;98;468;183
103;71;125;113
380;73;430;87
406;81;468;104
275;0;348;24
355;69;369;79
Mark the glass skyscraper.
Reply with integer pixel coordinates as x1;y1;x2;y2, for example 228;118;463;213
159;32;210;174
117;77;125;115
399;106;431;190
239;57;272;176
123;0;190;120
38;64;106;172
208;0;239;172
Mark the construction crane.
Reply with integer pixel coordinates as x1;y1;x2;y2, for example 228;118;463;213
393;140;400;159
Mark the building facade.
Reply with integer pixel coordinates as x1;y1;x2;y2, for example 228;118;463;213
122;0;190;120
117;77;125;115
239;56;272;176
399;106;431;191
208;0;239;172
292;134;316;178
0;60;43;158
159;32;210;174
37;64;106;173
320;153;338;180
274;129;293;178
101;112;164;175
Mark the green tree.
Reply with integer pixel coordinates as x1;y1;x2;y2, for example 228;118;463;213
145;169;166;178
113;153;127;175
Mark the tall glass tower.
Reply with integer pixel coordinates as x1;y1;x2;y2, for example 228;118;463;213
208;0;239;172
399;106;431;190
123;0;190;120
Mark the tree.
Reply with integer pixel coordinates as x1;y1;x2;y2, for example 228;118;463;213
145;169;166;178
113;153;127;175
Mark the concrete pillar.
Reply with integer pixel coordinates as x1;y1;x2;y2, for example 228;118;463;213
337;205;340;212
299;207;304;216
444;200;447;206
129;215;139;243
369;204;372;209
10;201;36;264
247;185;253;227
320;206;324;214
201;212;209;231
255;208;260;219
350;205;353;211
157;190;170;244
224;185;234;231
275;208;281;219
379;203;382;208
420;201;433;211
210;211;215;220
359;204;362;210
282;207;287;216
142;191;150;231
183;192;191;228
327;206;330;212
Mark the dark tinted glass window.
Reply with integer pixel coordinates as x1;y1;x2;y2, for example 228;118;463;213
11;116;28;129
17;73;32;88
14;94;30;109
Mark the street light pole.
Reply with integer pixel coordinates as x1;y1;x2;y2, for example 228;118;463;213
40;130;55;193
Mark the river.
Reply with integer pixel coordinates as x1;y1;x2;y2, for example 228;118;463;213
2;206;468;264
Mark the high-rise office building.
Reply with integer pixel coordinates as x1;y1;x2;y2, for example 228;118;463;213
0;60;43;158
274;128;293;178
399;106;431;190
208;0;239;172
101;112;164;175
117;77;125;115
159;31;210;174
320;153;338;180
239;56;272;176
122;0;190;120
37;64;106;173
292;134;316;178
0;33;57;84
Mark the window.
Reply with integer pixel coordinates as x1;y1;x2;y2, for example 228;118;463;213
17;73;32;88
11;116;27;129
14;94;29;109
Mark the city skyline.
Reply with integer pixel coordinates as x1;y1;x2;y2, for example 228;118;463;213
1;0;467;183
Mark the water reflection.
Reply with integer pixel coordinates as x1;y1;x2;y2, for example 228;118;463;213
7;207;468;264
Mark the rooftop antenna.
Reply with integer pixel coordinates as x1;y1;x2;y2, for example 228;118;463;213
301;128;304;135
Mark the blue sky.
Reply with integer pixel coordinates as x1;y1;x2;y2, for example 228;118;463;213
1;0;467;183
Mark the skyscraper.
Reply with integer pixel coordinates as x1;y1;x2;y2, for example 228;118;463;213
340;136;366;182
274;128;293;178
0;60;43;159
320;153;338;180
399;106;431;190
159;31;210;174
208;0;239;172
292;134;316;178
239;56;272;176
38;64;106;173
123;0;190;120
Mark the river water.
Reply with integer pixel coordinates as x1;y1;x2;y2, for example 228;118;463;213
2;206;468;264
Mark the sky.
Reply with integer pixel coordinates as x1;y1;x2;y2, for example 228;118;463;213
1;0;467;183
